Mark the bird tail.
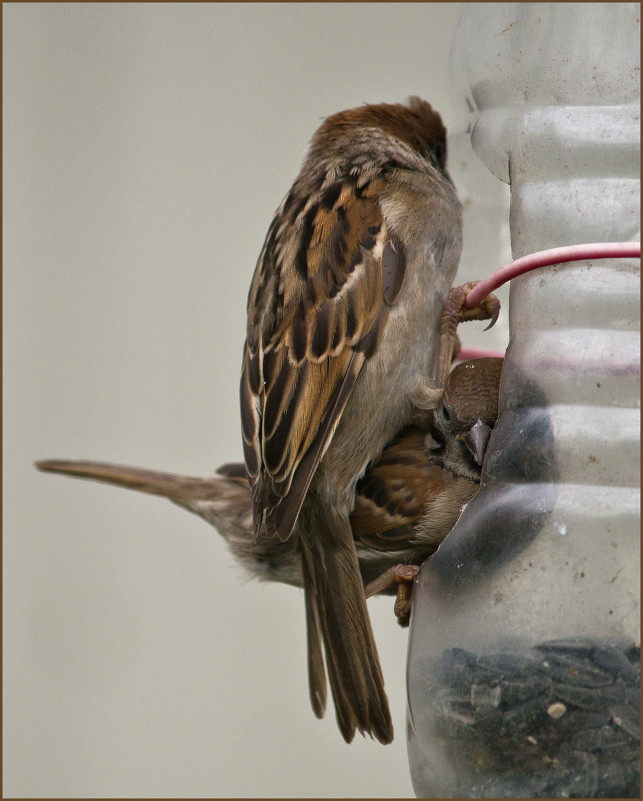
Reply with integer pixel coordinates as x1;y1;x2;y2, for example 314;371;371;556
34;458;232;503
299;504;393;744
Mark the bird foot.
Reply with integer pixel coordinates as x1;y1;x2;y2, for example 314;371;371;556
365;564;420;628
434;282;501;388
449;281;501;329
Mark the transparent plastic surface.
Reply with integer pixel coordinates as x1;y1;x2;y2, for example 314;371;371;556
408;4;640;797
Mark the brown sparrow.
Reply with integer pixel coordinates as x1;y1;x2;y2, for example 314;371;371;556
356;356;504;621
240;98;463;743
36;357;503;727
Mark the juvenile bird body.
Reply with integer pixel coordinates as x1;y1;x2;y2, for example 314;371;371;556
351;357;504;591
240;99;462;742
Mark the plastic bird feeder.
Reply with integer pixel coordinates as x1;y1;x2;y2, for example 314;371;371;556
406;5;640;797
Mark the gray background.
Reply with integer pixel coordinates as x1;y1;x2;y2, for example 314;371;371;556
5;3;509;797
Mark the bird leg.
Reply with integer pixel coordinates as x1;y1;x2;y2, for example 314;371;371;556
365;564;420;628
434;281;501;390
410;282;500;428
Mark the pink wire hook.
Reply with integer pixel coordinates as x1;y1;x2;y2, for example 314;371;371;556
456;242;640;362
465;242;641;309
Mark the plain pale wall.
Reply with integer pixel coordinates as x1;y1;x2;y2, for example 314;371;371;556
5;3;509;797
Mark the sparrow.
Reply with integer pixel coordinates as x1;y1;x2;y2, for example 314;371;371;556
239;97;463;744
355;356;504;620
36;356;503;706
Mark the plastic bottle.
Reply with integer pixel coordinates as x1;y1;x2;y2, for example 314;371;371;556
407;5;640;797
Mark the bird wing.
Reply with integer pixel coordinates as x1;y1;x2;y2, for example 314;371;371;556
351;428;442;550
352;426;479;553
241;176;406;540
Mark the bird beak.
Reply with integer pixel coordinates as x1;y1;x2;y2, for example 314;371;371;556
464;420;492;466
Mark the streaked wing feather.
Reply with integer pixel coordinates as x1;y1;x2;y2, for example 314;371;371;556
352;428;448;550
241;176;407;540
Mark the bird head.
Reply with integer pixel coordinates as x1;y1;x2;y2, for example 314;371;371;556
430;357;504;481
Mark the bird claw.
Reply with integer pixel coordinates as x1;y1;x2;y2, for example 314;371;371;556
365;564;420;628
434;282;501;388
447;281;501;329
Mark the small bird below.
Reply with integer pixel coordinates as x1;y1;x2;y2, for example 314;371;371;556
36;357;503;626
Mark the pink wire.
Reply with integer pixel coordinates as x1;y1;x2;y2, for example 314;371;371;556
465;242;641;309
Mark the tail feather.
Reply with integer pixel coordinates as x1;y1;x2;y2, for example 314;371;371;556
35;459;223;502
305;589;327;719
37;459;394;741
323;628;361;743
35;458;306;588
299;505;393;744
